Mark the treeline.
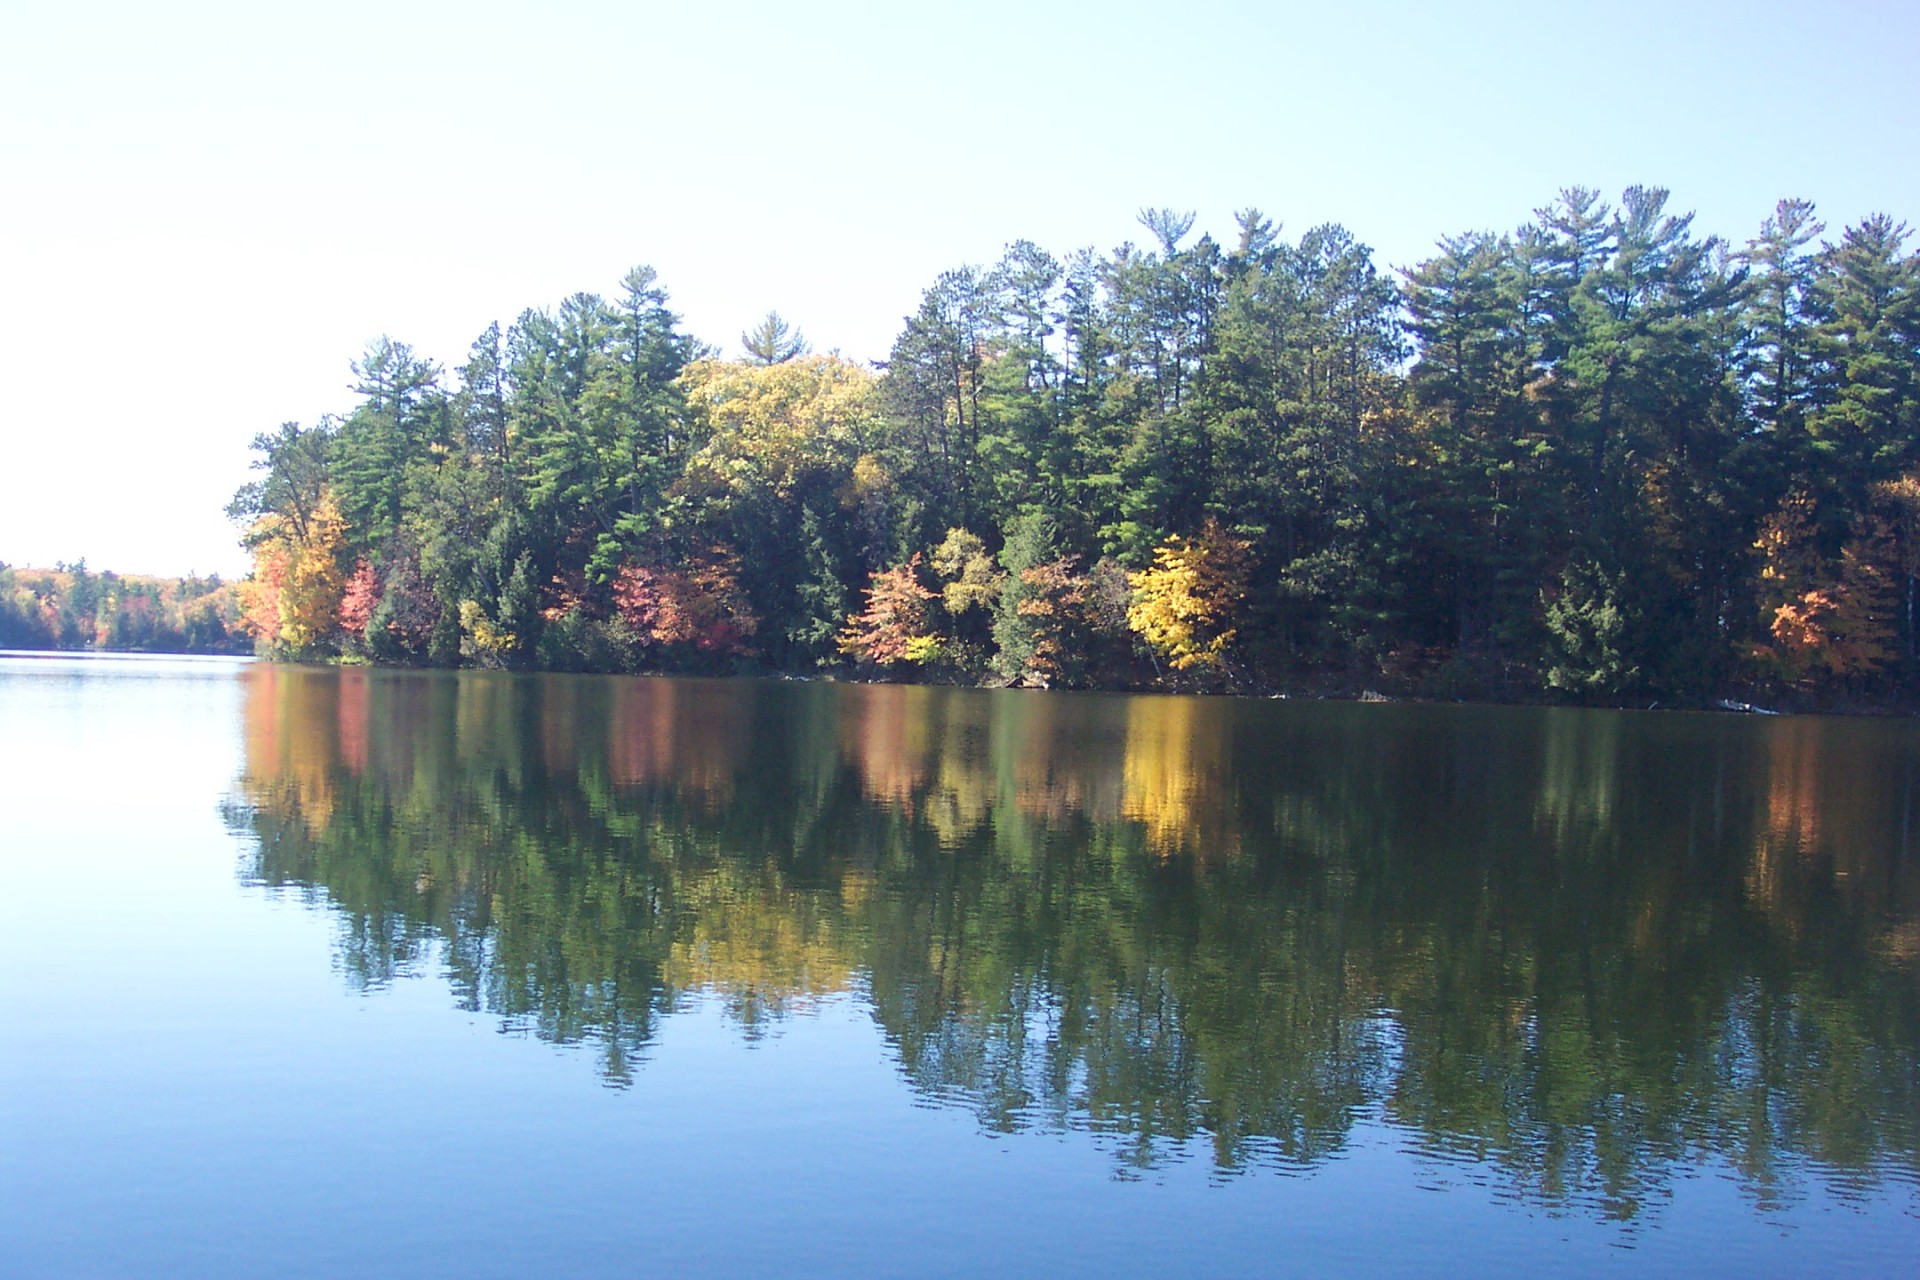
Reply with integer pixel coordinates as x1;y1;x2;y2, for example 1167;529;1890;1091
0;562;246;654
228;188;1920;705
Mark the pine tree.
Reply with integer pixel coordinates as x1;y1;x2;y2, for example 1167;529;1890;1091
742;311;810;364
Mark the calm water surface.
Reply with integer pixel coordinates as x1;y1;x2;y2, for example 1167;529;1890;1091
3;655;1918;1276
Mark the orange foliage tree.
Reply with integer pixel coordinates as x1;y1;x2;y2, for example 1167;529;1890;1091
239;545;288;647
1753;492;1897;683
1013;557;1095;686
838;554;939;666
613;546;759;657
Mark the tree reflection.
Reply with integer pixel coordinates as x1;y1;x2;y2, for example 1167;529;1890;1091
227;668;1920;1211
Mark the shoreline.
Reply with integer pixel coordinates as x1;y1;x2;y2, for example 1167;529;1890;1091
12;645;1903;719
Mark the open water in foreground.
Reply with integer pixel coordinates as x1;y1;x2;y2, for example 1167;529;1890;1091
2;654;1917;1276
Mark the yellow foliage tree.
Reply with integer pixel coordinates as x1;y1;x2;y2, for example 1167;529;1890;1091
930;527;1003;616
1754;491;1822;616
458;600;518;662
677;355;882;501
277;493;348;652
1125;519;1251;672
239;491;349;656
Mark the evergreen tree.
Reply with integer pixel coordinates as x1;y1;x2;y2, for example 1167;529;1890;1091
742;311;809;364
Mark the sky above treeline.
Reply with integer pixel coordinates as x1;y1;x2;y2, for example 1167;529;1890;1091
2;0;1915;578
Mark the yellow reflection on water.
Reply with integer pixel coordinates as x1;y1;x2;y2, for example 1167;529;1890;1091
1121;695;1234;858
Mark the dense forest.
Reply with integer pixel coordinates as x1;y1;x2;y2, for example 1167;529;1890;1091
0;562;246;654
226;187;1920;707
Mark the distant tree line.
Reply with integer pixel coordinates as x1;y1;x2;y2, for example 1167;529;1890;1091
0;562;246;654
226;188;1920;706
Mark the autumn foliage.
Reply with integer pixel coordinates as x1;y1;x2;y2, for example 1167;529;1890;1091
1125;520;1251;672
217;195;1920;706
239;545;288;646
613;546;759;657
1753;493;1899;684
338;559;380;639
236;491;353;657
1014;557;1097;685
0;563;245;654
839;555;939;666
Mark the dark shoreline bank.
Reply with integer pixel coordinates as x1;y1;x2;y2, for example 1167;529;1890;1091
12;645;1891;720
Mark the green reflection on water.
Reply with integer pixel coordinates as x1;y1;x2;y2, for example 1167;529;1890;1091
225;666;1920;1216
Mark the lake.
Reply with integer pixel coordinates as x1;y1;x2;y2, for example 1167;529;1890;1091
2;654;1917;1276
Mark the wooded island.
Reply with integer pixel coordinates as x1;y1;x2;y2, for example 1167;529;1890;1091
220;188;1920;708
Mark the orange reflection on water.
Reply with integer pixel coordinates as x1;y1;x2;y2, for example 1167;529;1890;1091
604;677;744;808
240;664;341;835
1764;719;1828;856
838;684;935;811
337;667;369;777
831;683;1236;856
1751;717;1920;953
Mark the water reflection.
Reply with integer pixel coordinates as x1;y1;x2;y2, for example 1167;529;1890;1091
225;667;1920;1215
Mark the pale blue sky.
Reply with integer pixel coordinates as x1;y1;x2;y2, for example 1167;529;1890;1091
2;0;1914;576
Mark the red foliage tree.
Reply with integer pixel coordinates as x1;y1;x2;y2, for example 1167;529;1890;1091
613;546;759;657
338;560;379;637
